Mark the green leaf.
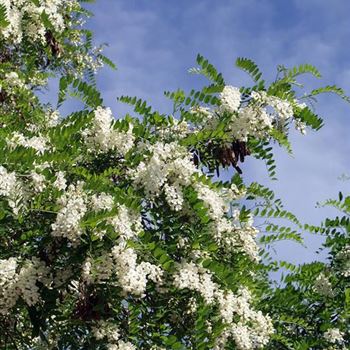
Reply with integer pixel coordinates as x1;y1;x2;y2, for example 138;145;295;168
0;4;10;28
236;57;264;83
195;54;225;85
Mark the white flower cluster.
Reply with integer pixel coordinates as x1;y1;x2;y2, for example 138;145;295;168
92;320;136;350
195;183;229;220
84;107;134;156
173;262;217;303
230;105;272;141
157;117;189;140
16;258;50;306
0;0;79;44
82;243;163;297
0;257;49;314
110;205;142;241
132;141;198;211
324;328;345;344
213;219;260;261
69;48;104;75
7;131;49;154
53;171;67;191
189;105;215;125
0;165;23;214
81;252;114;285
163;183;184;211
107;341;136;350
45;110;61;128
111;243;163;297
235;225;260;261
252;91;294;120
2;71;27;91
195;183;260;260
336;245;350;277
0;257;18;314
51;182;87;244
215;287;274;349
91;192;114;212
191;85;308;142
173;261;274;349
191;86;273;142
314;273;334;297
220;85;242;113
31;171;46;193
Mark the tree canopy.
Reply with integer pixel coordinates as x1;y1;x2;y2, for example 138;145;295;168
0;1;349;349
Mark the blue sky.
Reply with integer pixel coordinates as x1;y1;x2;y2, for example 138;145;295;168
78;0;350;264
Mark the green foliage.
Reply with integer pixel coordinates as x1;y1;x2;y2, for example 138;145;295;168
0;3;9;28
310;85;350;103
58;75;103;108
296;106;324;130
195;54;225;85
281;63;322;79
264;194;350;349
236;57;264;83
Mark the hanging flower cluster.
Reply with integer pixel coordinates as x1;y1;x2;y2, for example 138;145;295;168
190;84;308;143
0;257;50;315
83;107;135;155
0;0;78;44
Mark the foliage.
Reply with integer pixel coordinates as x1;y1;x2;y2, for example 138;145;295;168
264;195;350;349
0;1;349;350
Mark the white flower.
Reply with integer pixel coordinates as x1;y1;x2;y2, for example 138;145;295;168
131;142;198;210
220;86;241;113
294;99;307;110
270;97;293;120
230;324;253;350
336;245;350;277
0;165;23;214
0;257;18;314
31;171;46;193
295;119;307;135
232;106;272;141
190;105;213;118
164;183;184;211
46;110;61;127
82;248;117;288
7;132;49;154
195;183;228;220
91;192;114;211
84;106;134;155
81;258;93;285
53;171;67;191
0;0;73;45
174;261;273;350
111;243;163;297
16;258;50;306
110;341;136;350
5;72;25;89
173;261;217;304
324;328;344;344
110;205;142;241
92;320;120;343
314;273;333;297
51;182;87;244
0;257;50;313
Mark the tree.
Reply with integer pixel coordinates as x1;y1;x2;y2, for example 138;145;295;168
0;1;348;349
